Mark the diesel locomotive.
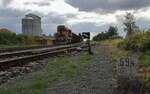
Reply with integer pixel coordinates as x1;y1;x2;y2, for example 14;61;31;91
54;25;83;45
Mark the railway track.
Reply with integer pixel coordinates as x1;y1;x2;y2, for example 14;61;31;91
0;43;87;71
0;44;78;59
0;45;56;53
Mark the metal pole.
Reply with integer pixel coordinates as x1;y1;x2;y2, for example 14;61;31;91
87;39;93;55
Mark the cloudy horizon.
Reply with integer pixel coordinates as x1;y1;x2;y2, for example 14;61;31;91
0;0;150;37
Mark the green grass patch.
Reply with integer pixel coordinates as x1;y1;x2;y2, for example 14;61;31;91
100;39;150;67
139;55;150;67
95;46;103;54
118;31;150;52
0;54;95;94
100;39;150;89
0;78;49;94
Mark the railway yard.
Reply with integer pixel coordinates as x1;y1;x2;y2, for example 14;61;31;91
1;0;150;93
0;43;89;83
0;26;149;94
0;42;148;94
0;43;115;94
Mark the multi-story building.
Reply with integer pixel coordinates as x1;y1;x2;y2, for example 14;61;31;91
22;13;42;36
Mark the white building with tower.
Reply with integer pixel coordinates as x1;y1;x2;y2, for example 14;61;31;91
22;13;42;36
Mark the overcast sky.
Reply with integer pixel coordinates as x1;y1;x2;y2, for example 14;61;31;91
0;0;150;37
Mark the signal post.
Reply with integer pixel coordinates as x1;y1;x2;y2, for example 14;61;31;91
82;32;93;55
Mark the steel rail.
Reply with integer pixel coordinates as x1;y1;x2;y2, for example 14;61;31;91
0;43;86;71
0;45;56;53
0;43;81;59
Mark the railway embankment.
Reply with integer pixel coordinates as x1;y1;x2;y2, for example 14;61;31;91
0;42;149;94
100;39;150;94
0;43;87;84
0;44;115;94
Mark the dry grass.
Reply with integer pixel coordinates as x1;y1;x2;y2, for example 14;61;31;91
100;39;128;56
100;39;150;91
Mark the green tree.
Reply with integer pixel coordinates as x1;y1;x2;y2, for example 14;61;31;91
124;13;139;38
48;34;53;37
107;26;118;37
93;26;121;41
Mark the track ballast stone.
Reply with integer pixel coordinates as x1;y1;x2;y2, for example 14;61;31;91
45;46;114;94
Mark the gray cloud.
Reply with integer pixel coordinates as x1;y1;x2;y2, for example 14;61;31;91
24;2;50;7
0;7;68;35
66;0;150;13
1;0;150;37
42;13;68;35
2;0;13;6
69;22;110;34
0;8;26;33
24;0;55;7
136;18;150;30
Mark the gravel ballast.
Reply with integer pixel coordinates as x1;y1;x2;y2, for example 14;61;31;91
45;46;114;94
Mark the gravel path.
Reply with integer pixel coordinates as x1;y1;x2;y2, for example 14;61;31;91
45;46;114;94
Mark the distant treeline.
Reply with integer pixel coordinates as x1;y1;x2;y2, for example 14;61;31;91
0;31;40;46
93;26;123;41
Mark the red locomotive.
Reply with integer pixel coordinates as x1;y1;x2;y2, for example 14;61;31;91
54;25;83;45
